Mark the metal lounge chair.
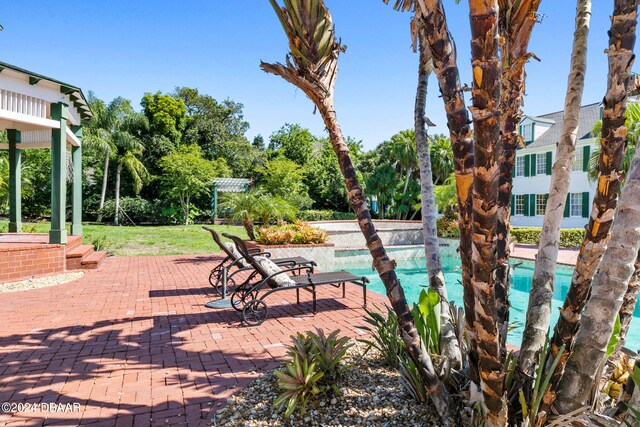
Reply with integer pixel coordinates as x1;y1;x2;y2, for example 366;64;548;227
224;233;368;326
202;226;315;295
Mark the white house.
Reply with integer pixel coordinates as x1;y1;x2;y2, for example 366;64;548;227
511;102;600;228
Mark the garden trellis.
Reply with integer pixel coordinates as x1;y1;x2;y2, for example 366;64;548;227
211;178;251;221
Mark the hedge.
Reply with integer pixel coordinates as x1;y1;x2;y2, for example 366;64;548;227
436;216;584;248
298;209;356;221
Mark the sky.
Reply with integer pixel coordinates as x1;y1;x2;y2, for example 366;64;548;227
1;1;636;150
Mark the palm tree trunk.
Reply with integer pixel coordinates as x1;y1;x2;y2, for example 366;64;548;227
243;219;255;240
543;0;637;411
495;0;542;354
467;1;505;424
97;152;109;222
616;248;640;353
114;163;122;226
414;28;462;369
417;0;478;387
555;141;640;414
317;97;451;419
518;0;592;374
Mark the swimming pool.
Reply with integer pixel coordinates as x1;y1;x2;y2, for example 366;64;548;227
334;256;640;351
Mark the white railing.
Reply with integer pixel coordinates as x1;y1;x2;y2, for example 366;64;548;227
0;89;47;118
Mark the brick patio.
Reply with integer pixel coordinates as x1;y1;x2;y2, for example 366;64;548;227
0;254;386;426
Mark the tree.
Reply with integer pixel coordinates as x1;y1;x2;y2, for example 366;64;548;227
262;0;451;419
252;134;265;150
519;0;591;376
428;134;454;185
544;0;637;416
84;96;149;223
388;130;418;199
257;157;313;209
414;21;461;368
269;123;315;166
221;189;262;240
140;91;187;144
159;144;230;225
365;164;397;219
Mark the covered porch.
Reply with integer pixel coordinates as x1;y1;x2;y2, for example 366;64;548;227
0;60;92;245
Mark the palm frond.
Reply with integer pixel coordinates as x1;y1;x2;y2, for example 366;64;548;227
121;152;149;194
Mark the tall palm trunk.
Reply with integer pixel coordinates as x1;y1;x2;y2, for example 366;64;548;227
414;25;462;369
97;152;109;222
544;0;637;410
316;98;451;418
467;1;505;424
495;0;542;352
518;0;592;373
616;249;640;353
555;141;640;413
414;0;478;387
114;162;122;226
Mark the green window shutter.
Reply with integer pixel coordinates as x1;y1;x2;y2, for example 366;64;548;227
519;125;522;136
546;151;552;175
524;154;530;177
531;122;536;143
531;153;537;177
511;194;515;210
524;195;529;216
582;192;590;218
583;145;590;171
564;194;570;217
529;194;536;216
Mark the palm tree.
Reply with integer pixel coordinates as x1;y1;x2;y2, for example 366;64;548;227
466;1;506;423
544;0;637;415
365;164;396;219
261;0;451;419
556;141;640;414
518;0;591;376
113;133;150;226
385;0;479;390
428;134;454;185
255;196;298;226
221;188;264;240
495;0;542;356
414;20;461;368
389;129;418;199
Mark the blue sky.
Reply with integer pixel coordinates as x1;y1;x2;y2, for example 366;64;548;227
1;1;635;150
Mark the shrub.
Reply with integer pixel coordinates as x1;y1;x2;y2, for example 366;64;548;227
510;227;585;248
298;209;356;221
275;329;352;417
436;215;460;238
255;221;328;245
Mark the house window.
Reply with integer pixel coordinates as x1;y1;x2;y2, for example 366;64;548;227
521;124;533;142
515;156;524;177
536;153;546;175
573;148;583;171
536;194;546;216
514;195;524;215
570;193;582;217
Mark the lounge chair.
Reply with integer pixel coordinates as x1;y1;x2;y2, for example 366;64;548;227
224;233;368;326
203;226;315;295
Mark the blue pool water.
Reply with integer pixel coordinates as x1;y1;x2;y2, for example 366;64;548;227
334;257;640;351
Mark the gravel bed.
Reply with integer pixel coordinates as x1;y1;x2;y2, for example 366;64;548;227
213;342;440;426
0;272;85;293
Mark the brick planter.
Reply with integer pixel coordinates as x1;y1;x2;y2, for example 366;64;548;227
244;241;336;271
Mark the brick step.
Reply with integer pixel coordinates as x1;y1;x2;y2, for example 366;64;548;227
66;235;83;251
66;245;95;270
81;251;107;269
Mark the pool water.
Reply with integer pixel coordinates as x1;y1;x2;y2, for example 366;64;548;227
334;256;640;351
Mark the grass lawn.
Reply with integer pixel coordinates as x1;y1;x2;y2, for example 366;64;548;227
0;221;248;256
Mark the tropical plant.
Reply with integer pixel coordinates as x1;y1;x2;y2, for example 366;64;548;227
255;196;298;227
357;305;404;369
365;164;397;219
255;221;327;245
262;0;450;419
428;134;454;185
274;354;324;417
257;157;313;209
432;173;457;215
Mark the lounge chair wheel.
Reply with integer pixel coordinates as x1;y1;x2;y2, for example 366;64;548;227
209;270;222;293
230;285;253;312
242;300;268;326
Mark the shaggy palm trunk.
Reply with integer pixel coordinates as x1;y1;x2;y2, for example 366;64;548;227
97;153;109;222
495;0;541;353
468;1;505;424
418;0;478;386
114;163;122;226
414;29;462;369
243;219;255;240
518;0;592;374
616;249;640;353
555;141;640;413
544;0;637;412
316;98;451;418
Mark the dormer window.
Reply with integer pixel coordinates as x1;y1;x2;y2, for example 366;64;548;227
520;123;534;143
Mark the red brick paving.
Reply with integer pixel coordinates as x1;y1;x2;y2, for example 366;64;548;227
0;254;385;426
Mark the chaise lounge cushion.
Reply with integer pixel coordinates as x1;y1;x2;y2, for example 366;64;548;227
255;256;296;287
224;242;249;268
